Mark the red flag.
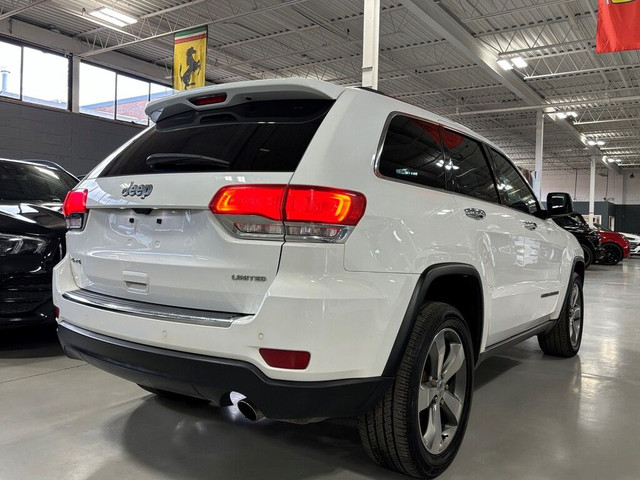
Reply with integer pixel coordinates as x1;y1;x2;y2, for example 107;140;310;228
596;0;640;53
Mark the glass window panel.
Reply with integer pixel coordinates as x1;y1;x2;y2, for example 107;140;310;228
100;100;333;177
150;82;174;101
22;47;69;109
0;161;77;202
79;63;115;119
116;74;149;125
0;41;21;99
489;149;539;215
442;129;498;203
378;116;445;189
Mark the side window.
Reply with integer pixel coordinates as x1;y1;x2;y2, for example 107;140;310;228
442;129;499;203
489;149;539;215
378;116;446;189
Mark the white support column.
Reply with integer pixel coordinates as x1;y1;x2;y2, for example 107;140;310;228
589;155;596;228
361;0;380;89
532;110;544;199
71;55;80;113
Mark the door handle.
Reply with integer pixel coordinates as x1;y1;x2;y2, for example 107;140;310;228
464;208;486;220
523;221;537;230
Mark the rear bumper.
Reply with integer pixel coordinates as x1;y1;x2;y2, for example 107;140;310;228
58;321;392;420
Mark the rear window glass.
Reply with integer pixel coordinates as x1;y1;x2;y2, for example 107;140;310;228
99;99;334;177
0;161;77;202
378;115;445;189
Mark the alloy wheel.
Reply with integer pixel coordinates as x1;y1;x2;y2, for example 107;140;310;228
568;283;582;348
417;328;467;455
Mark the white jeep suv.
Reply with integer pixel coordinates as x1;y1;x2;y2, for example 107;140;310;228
54;79;584;478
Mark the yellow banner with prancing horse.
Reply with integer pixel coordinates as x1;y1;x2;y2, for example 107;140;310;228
173;27;207;91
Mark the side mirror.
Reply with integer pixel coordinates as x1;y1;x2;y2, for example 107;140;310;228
546;192;573;216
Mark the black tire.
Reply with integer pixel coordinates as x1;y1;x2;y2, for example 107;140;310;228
138;384;210;404
537;272;583;357
600;243;623;265
581;245;593;268
358;302;474;478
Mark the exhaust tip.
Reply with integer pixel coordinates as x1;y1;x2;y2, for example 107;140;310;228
237;398;264;421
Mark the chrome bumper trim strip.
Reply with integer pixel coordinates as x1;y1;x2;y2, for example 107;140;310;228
61;289;247;328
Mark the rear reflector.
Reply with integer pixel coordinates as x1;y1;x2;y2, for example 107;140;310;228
259;348;310;370
189;93;227;106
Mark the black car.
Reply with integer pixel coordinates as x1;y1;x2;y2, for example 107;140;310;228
0;158;78;327
551;213;603;268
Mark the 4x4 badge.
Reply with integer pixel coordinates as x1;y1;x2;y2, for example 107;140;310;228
122;182;154;199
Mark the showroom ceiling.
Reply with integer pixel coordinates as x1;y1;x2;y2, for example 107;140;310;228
0;0;638;172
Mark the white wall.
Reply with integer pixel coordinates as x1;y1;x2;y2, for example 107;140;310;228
622;173;640;204
540;170;640;205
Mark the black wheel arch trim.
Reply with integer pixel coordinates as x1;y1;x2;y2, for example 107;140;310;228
382;263;484;377
552;257;584;324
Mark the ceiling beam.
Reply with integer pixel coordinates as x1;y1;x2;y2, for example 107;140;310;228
80;0;310;57
402;0;542;105
461;0;576;22
401;0;621;175
0;0;50;21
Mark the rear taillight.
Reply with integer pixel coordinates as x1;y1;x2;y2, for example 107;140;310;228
211;185;285;220
62;189;88;230
209;184;366;242
285;186;366;225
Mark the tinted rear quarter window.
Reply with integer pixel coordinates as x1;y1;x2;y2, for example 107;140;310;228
442;129;498;203
99;100;334;177
378;116;445;189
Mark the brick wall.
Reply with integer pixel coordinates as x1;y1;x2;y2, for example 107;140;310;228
0;98;144;176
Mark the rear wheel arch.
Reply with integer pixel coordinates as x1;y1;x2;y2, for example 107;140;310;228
573;258;585;284
382;263;484;377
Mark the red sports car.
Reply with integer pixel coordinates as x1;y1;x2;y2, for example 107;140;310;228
593;223;631;265
567;215;630;265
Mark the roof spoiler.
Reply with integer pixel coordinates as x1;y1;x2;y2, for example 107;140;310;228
145;78;345;123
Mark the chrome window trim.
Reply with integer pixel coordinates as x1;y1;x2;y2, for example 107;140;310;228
62;289;248;327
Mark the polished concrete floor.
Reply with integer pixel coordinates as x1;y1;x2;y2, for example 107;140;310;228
2;259;640;480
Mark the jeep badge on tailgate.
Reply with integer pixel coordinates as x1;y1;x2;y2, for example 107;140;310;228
122;182;154;199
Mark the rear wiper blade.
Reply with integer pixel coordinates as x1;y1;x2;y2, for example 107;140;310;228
146;153;230;169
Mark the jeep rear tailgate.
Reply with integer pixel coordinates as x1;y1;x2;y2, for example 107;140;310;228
65;88;338;315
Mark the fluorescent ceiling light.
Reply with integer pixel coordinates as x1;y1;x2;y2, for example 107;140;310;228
587;140;597;146
511;56;528;68
557;111;578;119
497;59;513;70
596;140;605;146
89;7;137;27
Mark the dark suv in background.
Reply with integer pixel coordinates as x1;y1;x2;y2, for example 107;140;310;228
0;158;77;328
547;193;602;268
